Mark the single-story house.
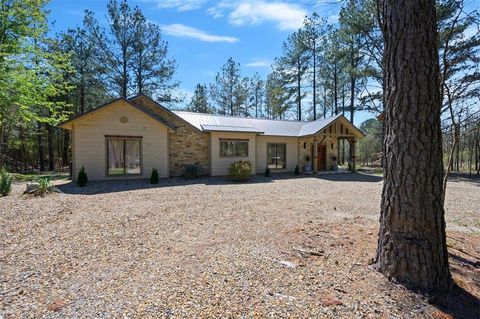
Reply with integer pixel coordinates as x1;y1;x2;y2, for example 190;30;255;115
59;94;364;181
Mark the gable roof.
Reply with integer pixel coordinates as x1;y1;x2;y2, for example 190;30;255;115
58;97;175;131
59;94;364;138
127;94;204;133
173;111;363;137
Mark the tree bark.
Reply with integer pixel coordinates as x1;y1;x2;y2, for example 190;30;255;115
297;57;302;121
376;0;451;292
312;42;316;121
47;123;55;171
62;130;70;168
37;122;45;172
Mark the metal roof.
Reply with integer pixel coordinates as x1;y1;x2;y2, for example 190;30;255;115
172;111;350;137
201;124;264;133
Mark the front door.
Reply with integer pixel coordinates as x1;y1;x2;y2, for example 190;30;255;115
317;144;327;170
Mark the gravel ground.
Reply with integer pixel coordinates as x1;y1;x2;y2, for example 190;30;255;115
1;173;479;318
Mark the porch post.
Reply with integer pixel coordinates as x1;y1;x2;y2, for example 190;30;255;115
313;140;318;173
351;138;357;172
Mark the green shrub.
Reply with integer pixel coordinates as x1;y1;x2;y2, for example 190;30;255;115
294;165;300;175
150;168;159;184
185;164;200;179
0;168;13;196
264;167;270;177
77;166;88;187
35;177;52;197
228;160;252;182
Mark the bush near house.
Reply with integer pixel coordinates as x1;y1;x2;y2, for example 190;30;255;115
150;168;159;184
294;165;300;175
0;168;13;196
77;166;88;187
228;160;252;182
184;164;200;179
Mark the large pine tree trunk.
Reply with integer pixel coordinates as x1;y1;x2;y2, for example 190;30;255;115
376;0;451;292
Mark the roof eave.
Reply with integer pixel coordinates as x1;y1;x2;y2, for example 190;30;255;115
57;97;176;132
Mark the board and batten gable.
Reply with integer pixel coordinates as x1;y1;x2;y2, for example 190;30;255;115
70;99;169;181
210;132;257;176
129;95;210;176
256;136;298;173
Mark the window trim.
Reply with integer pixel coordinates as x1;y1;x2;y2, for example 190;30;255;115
105;136;143;177
219;139;249;158
267;143;287;170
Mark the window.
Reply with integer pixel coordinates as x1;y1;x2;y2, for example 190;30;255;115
267;143;286;169
107;137;142;175
220;140;249;157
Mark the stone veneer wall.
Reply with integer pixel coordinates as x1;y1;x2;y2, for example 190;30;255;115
130;96;210;176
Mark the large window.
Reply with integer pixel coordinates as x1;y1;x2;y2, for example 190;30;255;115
107;137;142;175
267;143;286;169
220;140;248;157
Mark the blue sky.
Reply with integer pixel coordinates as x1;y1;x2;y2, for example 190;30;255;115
47;0;375;124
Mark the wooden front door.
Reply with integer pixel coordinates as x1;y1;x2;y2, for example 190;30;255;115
317;144;327;170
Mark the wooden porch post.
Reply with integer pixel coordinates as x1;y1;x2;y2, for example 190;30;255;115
351;138;357;172
313;140;318;173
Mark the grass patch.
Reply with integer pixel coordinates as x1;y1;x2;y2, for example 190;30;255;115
12;171;69;182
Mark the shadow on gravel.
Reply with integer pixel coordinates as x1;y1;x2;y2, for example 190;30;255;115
316;172;383;183
57;172;382;195
428;285;480;319
448;173;480;187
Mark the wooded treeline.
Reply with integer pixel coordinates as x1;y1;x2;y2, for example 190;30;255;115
0;0;479;174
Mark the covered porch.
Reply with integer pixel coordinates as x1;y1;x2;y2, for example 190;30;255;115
297;117;363;173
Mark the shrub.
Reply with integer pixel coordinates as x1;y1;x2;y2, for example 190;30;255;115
294;165;300;175
228;160;252;182
35;177;52;197
77;166;88;187
0;168;12;196
150;168;159;184
264;167;270;177
185;164;200;179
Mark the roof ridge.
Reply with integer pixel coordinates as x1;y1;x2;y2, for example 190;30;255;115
172;110;311;123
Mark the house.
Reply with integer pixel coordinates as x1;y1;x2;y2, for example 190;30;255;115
59;95;364;181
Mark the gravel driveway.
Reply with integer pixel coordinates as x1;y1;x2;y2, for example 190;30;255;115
1;173;479;318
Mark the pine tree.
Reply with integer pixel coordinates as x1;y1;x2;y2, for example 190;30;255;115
209;58;249;116
248;73;265;118
303;13;328;120
57;26;109;115
187;84;212;113
265;70;289;119
131;8;179;103
377;0;452;291
276;31;308;121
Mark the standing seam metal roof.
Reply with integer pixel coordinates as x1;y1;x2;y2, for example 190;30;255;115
172;111;347;137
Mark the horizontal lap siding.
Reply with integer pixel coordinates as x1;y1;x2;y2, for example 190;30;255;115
256;136;298;173
210;132;257;176
73;101;169;181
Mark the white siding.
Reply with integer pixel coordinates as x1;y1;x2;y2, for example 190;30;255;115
256;136;298;173
72;100;169;181
210;132;257;176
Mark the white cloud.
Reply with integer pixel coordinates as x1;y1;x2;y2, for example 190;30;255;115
208;1;308;31
245;59;271;68
162;24;239;43
145;0;207;11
